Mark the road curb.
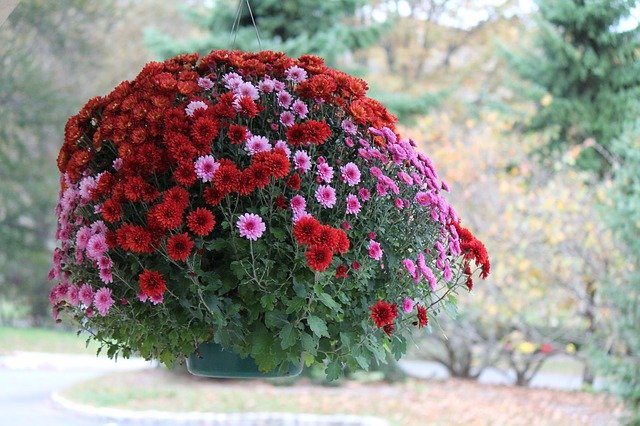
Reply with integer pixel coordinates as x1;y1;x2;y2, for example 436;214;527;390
50;391;389;425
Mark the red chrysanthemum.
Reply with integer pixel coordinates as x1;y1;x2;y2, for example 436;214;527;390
286;173;301;190
370;300;397;328
190;116;219;154
293;216;321;245
166;233;194;262
305;245;333;272
417;305;428;328
148;201;183;231
204;185;224;206
101;198;122;223
312;225;338;249
164;186;190;209
335;264;348;279
383;323;395;336
245;163;270;189
303;120;332;145
227;124;248;144
286;123;306;146
116;224;154;253
333;229;350;254
187;207;216;236
212;163;241;195
275;195;288;210
93;172;114;199
138;269;167;299
236;95;262;118
173;160;197;186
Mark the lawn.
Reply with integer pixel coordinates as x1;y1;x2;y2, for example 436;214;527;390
0;325;99;354
60;368;622;426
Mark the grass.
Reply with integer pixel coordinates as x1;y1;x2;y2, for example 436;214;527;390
60;368;621;426
0;325;99;355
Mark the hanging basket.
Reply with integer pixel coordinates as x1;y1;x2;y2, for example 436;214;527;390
49;49;490;380
186;341;303;378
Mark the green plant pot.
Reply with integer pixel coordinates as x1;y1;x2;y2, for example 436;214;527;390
186;341;303;378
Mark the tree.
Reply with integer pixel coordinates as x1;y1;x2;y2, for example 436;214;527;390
0;0;115;323
504;0;640;175
144;0;386;66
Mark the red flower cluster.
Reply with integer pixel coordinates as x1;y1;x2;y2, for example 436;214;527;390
370;300;397;329
453;221;490;290
139;269;167;299
293;216;350;271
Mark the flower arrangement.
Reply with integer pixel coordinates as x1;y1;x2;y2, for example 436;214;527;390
49;50;489;378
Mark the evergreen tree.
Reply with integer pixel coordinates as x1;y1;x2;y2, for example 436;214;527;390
505;0;640;174
144;0;386;66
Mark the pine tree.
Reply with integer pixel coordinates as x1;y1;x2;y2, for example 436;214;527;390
505;0;640;174
144;0;386;66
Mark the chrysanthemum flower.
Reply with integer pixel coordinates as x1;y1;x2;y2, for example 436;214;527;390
368;240;383;261
194;155;219;182
187;207;216;236
245;135;272;155
167;233;194;262
417;305;428;328
94;287;114;316
78;283;94;307
236;213;266;241
292;99;308;118
370;300;397;328
315;185;336;208
345;194;361;216
292;216;320;245
305;245;333;271
293;150;312;173
285;65;308;83
138;269;167;300
340;162;361;186
185;100;208;117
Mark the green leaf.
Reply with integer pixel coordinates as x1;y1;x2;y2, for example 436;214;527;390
205;238;228;251
250;325;277;372
325;360;343;381
307;315;329;338
301;332;317;356
285;297;306;314
279;323;298;350
317;292;341;312
270;227;287;242
354;354;370;370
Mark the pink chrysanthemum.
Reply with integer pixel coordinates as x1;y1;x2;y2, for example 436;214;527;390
236;81;259;100
277;91;293;109
90;220;107;235
315;185;337;208
79;283;94;306
86;234;108;261
75;226;92;251
285;65;308;83
397;171;413;185
402;297;415;313
290;195;307;214
415;191;431;206
112;158;123;171
197;77;214;90
245;135;272;155
280;111;295;127
345;194;361;215
417;253;437;290
340;162;361;186
97;255;113;270
185;100;208;117
358;187;371;201
194;155;219;182
258;78;275;93
293;150;312;173
78;176;96;203
222;72;243;90
66;285;80;306
316;162;334;183
94;287;114;316
368;240;383;261
99;268;113;284
394;198;405;209
236;213;266;241
341;119;357;135
292;99;308;118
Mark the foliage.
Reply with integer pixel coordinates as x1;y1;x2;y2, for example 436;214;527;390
144;0;386;66
504;0;640;174
49;50;489;378
597;124;640;424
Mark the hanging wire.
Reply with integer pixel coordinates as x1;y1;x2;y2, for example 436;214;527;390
229;0;262;50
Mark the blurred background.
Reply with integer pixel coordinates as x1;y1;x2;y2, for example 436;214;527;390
1;0;639;425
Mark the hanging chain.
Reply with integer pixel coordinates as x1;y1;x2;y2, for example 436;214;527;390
229;0;262;50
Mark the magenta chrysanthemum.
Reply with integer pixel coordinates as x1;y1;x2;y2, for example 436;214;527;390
86;234;108;261
194;155;219;182
316;162;334;183
294;150;312;173
236;213;266;241
285;65;308;83
79;283;94;306
345;194;361;215
368;239;383;261
292;99;308;118
315;185;337;208
94;287;114;316
340;162;361;186
245;135;272;155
